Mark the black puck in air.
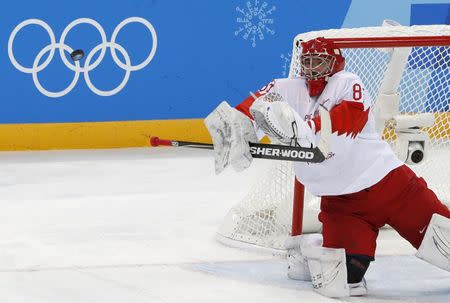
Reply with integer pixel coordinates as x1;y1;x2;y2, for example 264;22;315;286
70;49;84;61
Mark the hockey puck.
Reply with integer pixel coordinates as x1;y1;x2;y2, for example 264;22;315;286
70;49;84;61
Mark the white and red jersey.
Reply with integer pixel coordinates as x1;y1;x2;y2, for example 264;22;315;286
236;71;403;196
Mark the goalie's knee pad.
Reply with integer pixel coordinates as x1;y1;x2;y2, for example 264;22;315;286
416;213;450;272
285;233;322;281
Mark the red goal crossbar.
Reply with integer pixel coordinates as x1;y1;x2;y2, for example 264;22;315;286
296;36;450;49
328;36;450;48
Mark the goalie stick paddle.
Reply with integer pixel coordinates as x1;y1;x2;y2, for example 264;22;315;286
318;104;332;156
150;137;325;163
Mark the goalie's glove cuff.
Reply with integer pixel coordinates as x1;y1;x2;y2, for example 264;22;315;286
250;97;315;147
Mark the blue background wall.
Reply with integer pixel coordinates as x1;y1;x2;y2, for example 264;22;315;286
0;0;351;123
0;0;449;124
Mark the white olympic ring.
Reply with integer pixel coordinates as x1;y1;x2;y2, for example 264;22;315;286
8;17;157;98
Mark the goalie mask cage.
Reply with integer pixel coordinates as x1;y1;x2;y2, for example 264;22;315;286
216;24;450;253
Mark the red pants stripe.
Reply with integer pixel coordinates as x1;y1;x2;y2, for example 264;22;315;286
318;165;450;258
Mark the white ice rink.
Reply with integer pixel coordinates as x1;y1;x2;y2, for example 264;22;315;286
0;147;448;303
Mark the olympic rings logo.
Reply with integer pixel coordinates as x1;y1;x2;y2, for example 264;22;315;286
8;17;157;98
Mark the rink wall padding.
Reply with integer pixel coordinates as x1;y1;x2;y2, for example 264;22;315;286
1;113;446;151
0;120;211;151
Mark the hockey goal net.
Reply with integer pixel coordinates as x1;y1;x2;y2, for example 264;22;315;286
217;23;450;253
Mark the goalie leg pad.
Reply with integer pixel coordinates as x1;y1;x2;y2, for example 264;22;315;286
303;246;350;298
285;233;323;281
416;213;450;272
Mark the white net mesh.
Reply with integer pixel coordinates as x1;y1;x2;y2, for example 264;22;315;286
217;24;450;252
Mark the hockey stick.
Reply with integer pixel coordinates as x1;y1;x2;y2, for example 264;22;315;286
150;136;325;163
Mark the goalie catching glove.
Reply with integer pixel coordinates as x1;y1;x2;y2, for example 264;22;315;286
204;101;258;174
249;93;315;147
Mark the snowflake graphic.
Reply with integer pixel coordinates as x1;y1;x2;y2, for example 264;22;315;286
280;53;292;77
235;0;276;48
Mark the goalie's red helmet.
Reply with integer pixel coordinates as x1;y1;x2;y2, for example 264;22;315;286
299;37;345;96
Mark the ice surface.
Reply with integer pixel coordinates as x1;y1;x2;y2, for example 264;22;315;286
0;147;447;302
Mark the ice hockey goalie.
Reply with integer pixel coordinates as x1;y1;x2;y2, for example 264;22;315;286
205;37;450;298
